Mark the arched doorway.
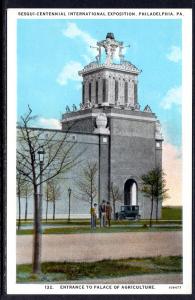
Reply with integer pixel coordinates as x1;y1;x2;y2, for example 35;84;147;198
124;179;138;205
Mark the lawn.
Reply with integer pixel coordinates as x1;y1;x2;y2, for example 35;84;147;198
17;256;182;282
17;207;182;228
162;206;182;220
17;225;181;235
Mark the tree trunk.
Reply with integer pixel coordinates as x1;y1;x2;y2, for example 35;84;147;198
53;199;55;220
25;190;28;221
32;185;42;274
18;192;21;230
46;200;48;223
113;199;116;220
150;196;154;228
90;196;93;228
156;197;159;222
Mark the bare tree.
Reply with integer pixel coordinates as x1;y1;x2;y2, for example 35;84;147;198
78;162;98;227
17;106;80;274
141;167;169;227
45;179;61;220
110;182;122;220
16;171;24;230
23;181;33;221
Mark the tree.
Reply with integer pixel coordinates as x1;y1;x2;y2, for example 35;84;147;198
45;179;61;220
153;168;169;221
110;182;122;220
16;171;24;230
78;162;98;228
23;181;33;221
17;106;80;274
141;167;169;227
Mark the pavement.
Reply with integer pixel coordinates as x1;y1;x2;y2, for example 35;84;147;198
17;231;182;264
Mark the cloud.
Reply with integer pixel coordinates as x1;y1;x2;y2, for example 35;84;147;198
162;143;182;206
56;61;82;86
36;117;61;129
160;86;182;109
63;22;97;57
166;46;182;63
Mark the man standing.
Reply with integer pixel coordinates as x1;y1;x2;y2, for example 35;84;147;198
100;200;106;227
106;201;112;227
91;203;97;228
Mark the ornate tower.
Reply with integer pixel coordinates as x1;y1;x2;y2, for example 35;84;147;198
61;33;163;219
79;32;140;110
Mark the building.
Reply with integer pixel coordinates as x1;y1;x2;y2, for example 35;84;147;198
17;33;163;219
61;33;163;219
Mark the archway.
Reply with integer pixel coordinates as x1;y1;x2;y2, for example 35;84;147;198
124;179;138;205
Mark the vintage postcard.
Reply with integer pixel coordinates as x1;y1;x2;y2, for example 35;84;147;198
7;8;192;295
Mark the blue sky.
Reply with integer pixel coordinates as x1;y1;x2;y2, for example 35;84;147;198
17;19;182;148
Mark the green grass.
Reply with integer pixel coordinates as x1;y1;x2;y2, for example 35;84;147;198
17;225;182;235
162;207;182;220
17;219;182;227
17;255;182;282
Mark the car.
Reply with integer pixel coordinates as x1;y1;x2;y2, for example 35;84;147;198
115;205;141;220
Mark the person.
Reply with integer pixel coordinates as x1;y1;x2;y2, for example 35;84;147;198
98;203;102;227
100;200;106;227
90;203;97;228
106;201;112;227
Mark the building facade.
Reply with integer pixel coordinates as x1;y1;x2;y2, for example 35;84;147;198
61;33;164;219
17;33;163;219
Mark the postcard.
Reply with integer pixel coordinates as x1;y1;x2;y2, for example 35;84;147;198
6;8;192;295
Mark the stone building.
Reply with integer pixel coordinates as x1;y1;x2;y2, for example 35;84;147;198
17;33;163;219
60;33;164;219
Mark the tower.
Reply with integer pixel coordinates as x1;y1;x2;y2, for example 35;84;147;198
79;32;140;109
61;33;163;219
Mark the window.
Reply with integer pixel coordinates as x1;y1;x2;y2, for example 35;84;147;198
102;79;106;102
115;80;118;104
82;83;85;104
134;82;138;104
156;142;161;148
125;81;128;104
96;81;98;104
89;82;91;102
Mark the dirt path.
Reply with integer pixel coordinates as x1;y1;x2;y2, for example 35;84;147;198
17;231;182;264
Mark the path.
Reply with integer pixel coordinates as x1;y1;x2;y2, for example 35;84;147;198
17;231;182;264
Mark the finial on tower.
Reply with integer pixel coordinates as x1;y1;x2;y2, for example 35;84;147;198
106;32;115;39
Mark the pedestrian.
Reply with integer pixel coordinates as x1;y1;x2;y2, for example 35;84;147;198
90;203;97;228
99;203;102;227
106;201;112;227
100;200;106;227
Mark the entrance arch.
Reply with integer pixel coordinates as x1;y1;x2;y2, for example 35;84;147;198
124;179;138;205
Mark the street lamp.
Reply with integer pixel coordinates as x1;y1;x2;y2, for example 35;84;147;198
38;146;45;226
68;187;72;222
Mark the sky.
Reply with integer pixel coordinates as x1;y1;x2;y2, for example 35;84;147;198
17;19;182;206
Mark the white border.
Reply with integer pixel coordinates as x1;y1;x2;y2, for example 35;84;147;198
7;8;192;295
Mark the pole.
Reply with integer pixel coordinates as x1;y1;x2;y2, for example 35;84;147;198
68;188;71;222
39;161;43;227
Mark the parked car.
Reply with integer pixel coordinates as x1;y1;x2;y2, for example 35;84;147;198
115;205;140;220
